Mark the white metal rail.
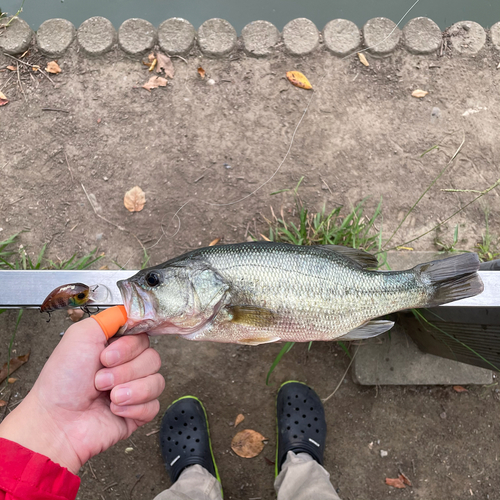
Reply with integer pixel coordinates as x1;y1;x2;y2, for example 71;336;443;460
0;270;498;309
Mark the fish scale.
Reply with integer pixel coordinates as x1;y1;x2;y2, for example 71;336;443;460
191;244;422;342
117;242;483;344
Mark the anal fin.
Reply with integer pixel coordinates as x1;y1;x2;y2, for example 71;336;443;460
237;336;281;346
337;320;395;341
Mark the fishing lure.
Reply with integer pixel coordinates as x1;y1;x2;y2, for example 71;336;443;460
40;283;110;321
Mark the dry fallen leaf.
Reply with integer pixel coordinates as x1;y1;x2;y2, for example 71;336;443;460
99;265;109;270
198;67;206;79
46;61;61;74
0;91;8;107
124;186;146;212
32;65;40;72
142;75;168;91
148;52;155;62
286;71;312;90
412;89;428;98
386;477;406;489
357;52;369;67
209;238;220;247
399;472;412;486
156;52;175;78
0;400;7;407
6;65;16;71
234;413;245;427
68;308;85;322
0;353;30;384
231;429;266;458
8;378;17;384
453;385;468;393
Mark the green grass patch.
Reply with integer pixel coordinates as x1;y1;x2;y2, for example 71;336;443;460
263;187;384;383
476;209;499;262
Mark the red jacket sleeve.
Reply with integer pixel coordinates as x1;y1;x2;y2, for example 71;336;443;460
0;438;80;500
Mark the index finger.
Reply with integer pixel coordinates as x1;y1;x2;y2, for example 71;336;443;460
100;334;150;367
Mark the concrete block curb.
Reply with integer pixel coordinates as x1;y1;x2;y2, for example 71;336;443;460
36;18;75;57
282;18;319;56
352;327;493;386
158;18;195;56
118;18;156;57
363;17;401;56
448;21;486;54
77;16;117;56
492;22;500;51
198;18;237;57
241;20;280;57
0;16;33;55
352;250;494;386
403;17;442;54
1;15;499;59
322;19;361;57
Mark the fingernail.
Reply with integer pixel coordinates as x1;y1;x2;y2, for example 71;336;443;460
105;350;120;366
114;387;131;404
95;372;114;390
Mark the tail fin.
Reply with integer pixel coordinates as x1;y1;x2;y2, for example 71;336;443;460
414;253;484;307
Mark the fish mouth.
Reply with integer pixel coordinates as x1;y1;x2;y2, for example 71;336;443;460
117;280;158;334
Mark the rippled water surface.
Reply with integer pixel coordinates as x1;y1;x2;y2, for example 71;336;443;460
1;0;499;31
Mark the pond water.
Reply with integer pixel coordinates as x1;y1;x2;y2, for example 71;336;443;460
1;0;499;33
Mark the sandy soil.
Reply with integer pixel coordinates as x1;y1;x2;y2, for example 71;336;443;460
1;39;499;499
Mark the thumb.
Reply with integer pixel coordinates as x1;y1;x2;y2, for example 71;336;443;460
91;306;128;340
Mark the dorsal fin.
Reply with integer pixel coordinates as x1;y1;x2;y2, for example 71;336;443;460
316;245;379;269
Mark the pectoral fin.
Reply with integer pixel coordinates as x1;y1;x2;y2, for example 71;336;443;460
336;319;395;340
227;305;276;327
237;336;281;346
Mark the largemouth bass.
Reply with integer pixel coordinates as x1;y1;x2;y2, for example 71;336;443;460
117;242;483;344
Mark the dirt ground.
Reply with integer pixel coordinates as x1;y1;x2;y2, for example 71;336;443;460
1;37;500;499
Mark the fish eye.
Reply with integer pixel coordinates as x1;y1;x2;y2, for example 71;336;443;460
145;271;161;287
77;292;86;300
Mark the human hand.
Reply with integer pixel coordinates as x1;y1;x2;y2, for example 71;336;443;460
0;317;164;474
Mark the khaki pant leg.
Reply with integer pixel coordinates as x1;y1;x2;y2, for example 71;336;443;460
153;465;223;500
274;451;342;500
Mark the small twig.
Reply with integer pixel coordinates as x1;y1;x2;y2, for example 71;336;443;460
193;174;205;183
145;428;160;436
170;54;188;64
8;197;23;205
16;63;26;102
81;182;126;231
88;461;97;479
441;188;483;194
64;152;74;183
319;175;334;196
129;473;144;500
0;73;15;92
42;107;69;113
1;160;11;170
4;54;56;86
322;346;359;403
102;482;118;492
